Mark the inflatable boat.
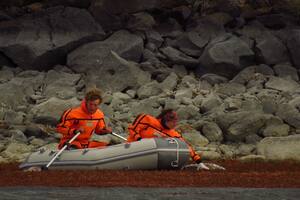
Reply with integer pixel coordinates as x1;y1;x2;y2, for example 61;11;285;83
19;138;191;170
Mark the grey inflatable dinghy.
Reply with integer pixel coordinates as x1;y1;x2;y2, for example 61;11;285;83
19;138;191;170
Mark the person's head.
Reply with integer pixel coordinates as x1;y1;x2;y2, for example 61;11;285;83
157;109;178;129
84;87;102;114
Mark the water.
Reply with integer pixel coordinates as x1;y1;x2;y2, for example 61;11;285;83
0;187;299;200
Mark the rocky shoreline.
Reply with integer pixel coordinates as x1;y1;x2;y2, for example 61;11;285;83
0;0;300;163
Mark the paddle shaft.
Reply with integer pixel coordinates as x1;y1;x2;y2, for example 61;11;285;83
45;131;81;169
111;132;127;141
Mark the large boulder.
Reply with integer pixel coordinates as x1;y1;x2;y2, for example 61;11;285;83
90;0;187;30
0;70;45;108
287;30;300;69
85;51;151;93
43;70;81;99
216;112;268;142
160;46;199;68
255;35;289;65
276;104;300;129
231;64;274;85
198;34;255;78
0;6;105;70
273;63;299;82
0;66;15;83
225;113;266;142
265;76;300;93
28;97;80;123
257;135;300;161
67;30;144;73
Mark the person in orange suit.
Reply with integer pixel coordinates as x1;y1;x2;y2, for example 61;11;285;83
127;109;202;164
57;87;112;149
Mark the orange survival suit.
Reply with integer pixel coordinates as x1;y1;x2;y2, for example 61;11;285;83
56;100;109;149
127;114;201;163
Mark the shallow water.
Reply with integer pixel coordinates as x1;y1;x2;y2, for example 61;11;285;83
0;187;299;200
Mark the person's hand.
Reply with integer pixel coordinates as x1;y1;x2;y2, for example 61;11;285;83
74;127;85;134
98;127;112;134
195;159;210;170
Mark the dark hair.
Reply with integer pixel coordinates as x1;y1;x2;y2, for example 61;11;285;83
85;87;102;102
157;109;178;121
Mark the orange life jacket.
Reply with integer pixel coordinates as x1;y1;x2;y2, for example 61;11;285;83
56;100;108;149
127;114;201;163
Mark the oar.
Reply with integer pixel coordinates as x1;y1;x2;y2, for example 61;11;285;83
44;131;81;170
111;132;127;141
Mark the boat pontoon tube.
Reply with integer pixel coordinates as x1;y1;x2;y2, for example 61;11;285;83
19;138;191;170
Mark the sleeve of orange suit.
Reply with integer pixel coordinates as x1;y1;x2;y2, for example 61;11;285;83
128;114;147;141
174;131;202;163
95;117;108;134
56;109;77;136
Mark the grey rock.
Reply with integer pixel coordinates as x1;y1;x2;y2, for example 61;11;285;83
126;90;136;98
29;97;80;122
201;151;222;160
137;81;162;99
216;82;246;97
262;123;290;137
200;94;223;113
198;34;255;78
179;75;198;89
265;76;299;93
236;20;271;41
219;144;238;159
287;30;300;69
236;144;256;156
273;63;299;82
10;129;27;143
145;30;163;47
171;31;204;57
276;104;300;129
257;135;300;161
164;98;180;110
245;134;263;144
200;73;228;86
0;6;104;70
68;30;143;73
226;113;267;142
176;105;200;120
192;94;204;107
160;46;199;68
0;67;14;83
172;65;187;78
255;35;289;65
181;128;209;147
175;88;193;102
155;18;183;38
85;51;151;93
256;89;283;114
181;97;193;105
29;138;46;148
160;72;178;92
1;142;33;162
231;64;274;85
129;97;162;117
112;92;132;104
90;0;186;31
126;12;156;31
24;124;50;138
44;70;81;99
4;110;25;125
202;122;223;142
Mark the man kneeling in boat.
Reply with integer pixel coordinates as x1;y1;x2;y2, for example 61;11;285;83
56;87;112;149
127;109;202;164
